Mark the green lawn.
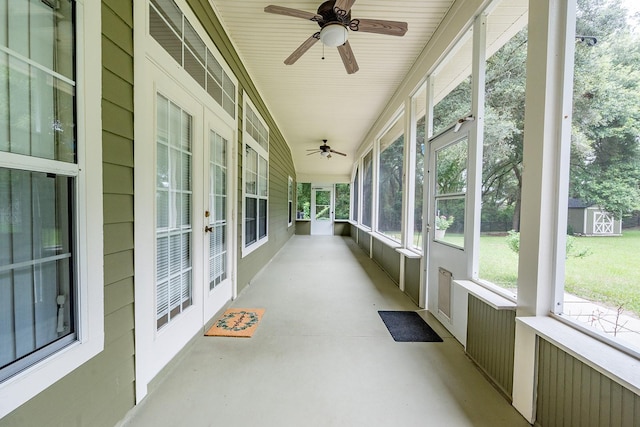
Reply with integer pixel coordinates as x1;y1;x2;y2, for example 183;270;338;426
479;230;640;315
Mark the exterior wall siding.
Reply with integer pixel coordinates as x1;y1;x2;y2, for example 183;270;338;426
466;295;515;399
536;339;640;427
2;2;136;426
184;0;296;294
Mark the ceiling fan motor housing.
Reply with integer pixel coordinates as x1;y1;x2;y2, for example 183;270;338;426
317;0;351;27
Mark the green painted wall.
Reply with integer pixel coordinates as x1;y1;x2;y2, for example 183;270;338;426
1;2;136;426
536;339;640;427
185;0;296;295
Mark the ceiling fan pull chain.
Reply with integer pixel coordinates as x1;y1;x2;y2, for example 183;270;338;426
322;42;325;60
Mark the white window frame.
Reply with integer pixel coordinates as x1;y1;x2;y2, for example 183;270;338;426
242;94;269;257
350;164;359;223
0;0;104;417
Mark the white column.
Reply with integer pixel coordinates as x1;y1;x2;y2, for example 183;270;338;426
512;0;576;421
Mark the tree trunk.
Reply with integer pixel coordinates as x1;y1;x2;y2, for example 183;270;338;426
512;165;522;231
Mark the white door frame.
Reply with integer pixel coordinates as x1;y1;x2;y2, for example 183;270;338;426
203;108;236;322
133;0;241;402
426;125;471;339
310;185;334;235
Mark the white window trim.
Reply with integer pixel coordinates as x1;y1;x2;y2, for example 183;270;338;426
0;0;104;418
242;94;269;257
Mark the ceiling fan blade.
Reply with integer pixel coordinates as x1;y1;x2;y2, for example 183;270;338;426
329;149;347;156
306;150;321;156
350;18;408;37
333;0;356;15
337;41;359;74
284;33;320;65
264;5;322;22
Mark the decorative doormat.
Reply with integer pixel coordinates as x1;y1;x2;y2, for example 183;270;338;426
378;311;443;342
205;308;265;338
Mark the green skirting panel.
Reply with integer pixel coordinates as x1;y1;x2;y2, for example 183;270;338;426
404;257;421;304
371;238;400;284
466;295;515;398
536;338;640;427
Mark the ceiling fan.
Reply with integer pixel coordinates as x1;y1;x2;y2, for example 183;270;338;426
264;0;408;74
306;140;347;159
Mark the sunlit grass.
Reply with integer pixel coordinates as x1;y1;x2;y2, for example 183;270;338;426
479;230;640;315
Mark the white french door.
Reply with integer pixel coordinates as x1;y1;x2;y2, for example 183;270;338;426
203;110;235;321
135;62;237;401
311;185;334;235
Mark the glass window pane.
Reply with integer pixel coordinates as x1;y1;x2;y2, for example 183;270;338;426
335;183;350;220
413;114;426;250
296;182;311;220
156;95;192;328
149;5;182;65
432;29;473;136
560;0;640;352
378;114;405;241
478;1;528;296
0;168;75;375
245;197;257;245
0;54;75;162
352;170;359;222
362;151;373;228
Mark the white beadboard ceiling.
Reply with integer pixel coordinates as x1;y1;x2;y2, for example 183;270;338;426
210;0;454;181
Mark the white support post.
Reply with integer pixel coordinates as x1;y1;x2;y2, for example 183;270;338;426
513;0;576;421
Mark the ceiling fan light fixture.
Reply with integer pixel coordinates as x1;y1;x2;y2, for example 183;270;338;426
321;150;330;157
319;23;348;47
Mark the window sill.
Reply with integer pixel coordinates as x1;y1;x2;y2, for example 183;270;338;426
370;232;402;249
517;316;640;396
454;280;516;310
396;248;422;259
295;219;311;222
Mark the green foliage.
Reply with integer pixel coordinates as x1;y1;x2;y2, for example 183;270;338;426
506;231;592;259
296;183;311;220
505;230;520;254
435;215;455;230
480;231;640;315
334;183;350;220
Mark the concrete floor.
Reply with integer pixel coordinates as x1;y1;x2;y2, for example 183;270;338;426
122;236;530;427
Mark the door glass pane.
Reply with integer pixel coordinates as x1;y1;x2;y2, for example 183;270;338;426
156;94;192;329
209;130;227;290
434;137;467;248
315;190;331;221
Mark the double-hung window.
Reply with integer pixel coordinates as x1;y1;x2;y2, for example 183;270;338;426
0;0;103;415
242;97;268;255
